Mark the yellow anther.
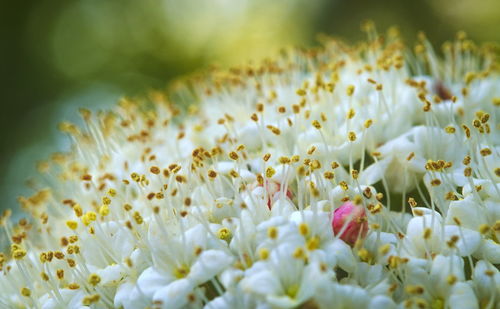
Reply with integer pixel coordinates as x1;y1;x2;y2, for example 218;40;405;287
133;211;143;224
306;236;321;251
379;244;391;255
217;227;232;241
266;125;281;135
464;167;472;177
293;247;306;259
265;167;276;178
310;160;321;170
66;220;78;230
447;275;457;285
73;204;83;217
357;248;372;262
174;265;190;279
267;227;278;239
20;287;31;297
480;148;492;156
348;131;357;142
422;228;432;239
88;273;101;286
279;156;291;164
479;224;490;235
405;285;424;295
99;205;109;217
107;188;117;197
312;120;322;129
296;89;307;96
258;248;270;260
444;126;456;134
40;272;49;281
339;181;349;191
82;294;100;305
346;108;355;119
346;85;355;96
323;171;335;180
299;223;310;236
85;211;97;221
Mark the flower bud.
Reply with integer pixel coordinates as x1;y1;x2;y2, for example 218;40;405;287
332;201;368;246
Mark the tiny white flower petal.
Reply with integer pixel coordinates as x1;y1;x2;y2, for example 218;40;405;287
241;270;282;296
97;264;126;286
475;239;500;264
443;225;481;256
358;156;391;185
114;281;150;309
445;196;486;229
152;278;194;309
136;267;173;299
369;295;397;309
448;282;479;309
326;239;356;273
189;250;234;284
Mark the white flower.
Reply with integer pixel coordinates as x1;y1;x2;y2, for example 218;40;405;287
1;26;498;308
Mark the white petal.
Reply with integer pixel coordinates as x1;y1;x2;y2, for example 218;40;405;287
475;239;500;264
326;239;356;272
152;279;194;309
369;295;397;309
448;282;479;309
189;250;234;284
97;264;126;286
114;281;150;309
445;196;486;229
266;295;300;309
136;267;173;299
358;156;391;185
241;270;282;296
444;225;481;256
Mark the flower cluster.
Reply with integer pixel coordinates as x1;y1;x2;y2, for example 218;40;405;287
1;25;499;309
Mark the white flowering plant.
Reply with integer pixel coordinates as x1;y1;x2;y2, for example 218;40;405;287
0;24;499;309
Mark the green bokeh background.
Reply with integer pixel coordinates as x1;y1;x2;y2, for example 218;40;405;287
1;0;500;213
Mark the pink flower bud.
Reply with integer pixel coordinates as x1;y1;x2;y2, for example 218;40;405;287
332;202;368;246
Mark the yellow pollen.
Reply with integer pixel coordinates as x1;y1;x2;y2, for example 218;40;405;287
347;108;355;119
66;220;78;230
346;85;355;96
88;273;101;286
293;247;305;259
306;236;320;251
258;248;269;260
479;224;490;235
217;227;232;241
265;167;276;178
298;223;310;236
312;120;322;129
267;227;278;239
422;228;432;239
174;265;190;279
348;131;357;141
20;287;31;297
99;205;110;216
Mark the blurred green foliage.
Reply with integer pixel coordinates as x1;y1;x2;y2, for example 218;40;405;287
1;0;500;212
